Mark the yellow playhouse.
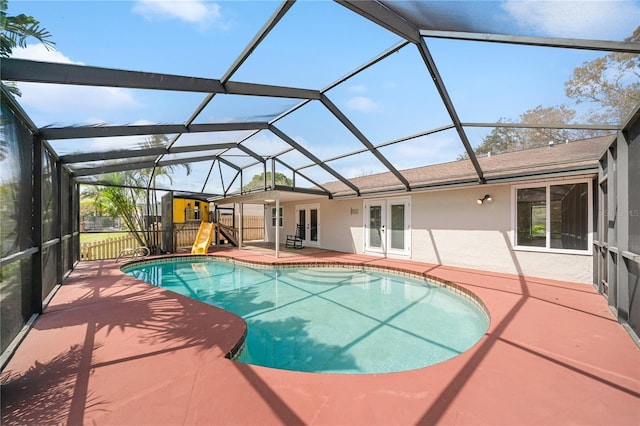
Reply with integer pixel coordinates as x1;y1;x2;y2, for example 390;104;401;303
173;198;209;223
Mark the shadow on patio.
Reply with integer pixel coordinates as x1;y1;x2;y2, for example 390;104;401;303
2;253;639;425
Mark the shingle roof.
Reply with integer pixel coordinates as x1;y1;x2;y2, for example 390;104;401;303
322;135;613;197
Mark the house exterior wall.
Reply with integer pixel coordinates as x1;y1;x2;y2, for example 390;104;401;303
264;204;292;243
265;198;363;250
317;198;364;253
272;177;594;284
409;184;593;283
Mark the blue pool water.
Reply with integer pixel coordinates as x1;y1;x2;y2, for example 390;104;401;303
123;258;489;374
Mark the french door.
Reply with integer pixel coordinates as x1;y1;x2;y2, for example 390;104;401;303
295;203;320;246
364;197;410;256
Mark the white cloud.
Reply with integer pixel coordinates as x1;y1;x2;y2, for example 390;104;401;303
344;166;386;179
47;120;157;156
348;84;368;93
241;131;291;156
17;82;141;122
346;96;381;113
383;81;397;90
387;136;459;169
87;134;150;153
12;43;83;65
133;0;223;28
11;44;142;123
502;0;640;39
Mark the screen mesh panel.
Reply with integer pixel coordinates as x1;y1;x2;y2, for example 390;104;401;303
628;121;640;254
0;101;35;353
626;258;640;337
42;149;58;243
0;257;33;353
41;246;57;301
0;102;34;258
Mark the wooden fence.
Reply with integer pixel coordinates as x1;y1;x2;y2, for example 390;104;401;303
219;215;264;241
81;216;264;260
81;234;145;261
174;223;201;249
175;216;264;248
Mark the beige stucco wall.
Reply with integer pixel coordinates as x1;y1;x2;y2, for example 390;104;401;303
409;185;593;283
264;180;594;284
264;198;363;251
317;198;364;253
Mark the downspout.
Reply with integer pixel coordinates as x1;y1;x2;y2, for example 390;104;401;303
275;196;280;259
238;203;243;249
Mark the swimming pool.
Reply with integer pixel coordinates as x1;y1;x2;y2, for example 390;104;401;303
123;257;489;374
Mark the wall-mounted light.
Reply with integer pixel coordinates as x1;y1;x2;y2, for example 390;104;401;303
477;194;492;205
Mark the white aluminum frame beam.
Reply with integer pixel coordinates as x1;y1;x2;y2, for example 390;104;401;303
421;30;640;54
1;59;320;100
40;122;269;140
415;38;485;182
337;0;421;43
462;122;621;131
274;158;333;198
269;124;361;196
338;0;485;183
72;152;239;177
321;94;411;191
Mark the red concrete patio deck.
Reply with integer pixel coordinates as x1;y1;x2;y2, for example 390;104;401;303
2;247;639;425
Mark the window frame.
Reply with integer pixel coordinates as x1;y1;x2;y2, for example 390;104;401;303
362;196;411;257
512;178;593;255
271;206;283;228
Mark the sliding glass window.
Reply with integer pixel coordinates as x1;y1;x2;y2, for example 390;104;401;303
514;180;591;253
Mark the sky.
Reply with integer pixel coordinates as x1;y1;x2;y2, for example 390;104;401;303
6;0;640;194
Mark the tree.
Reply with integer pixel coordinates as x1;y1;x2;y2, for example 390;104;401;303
468;27;639;158
81;135;191;252
565;27;640;124
1;0;55;96
469;118;529;158
466;105;599;158
243;171;293;191
97;176;148;246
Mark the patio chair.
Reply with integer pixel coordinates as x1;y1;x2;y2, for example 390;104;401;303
285;224;304;249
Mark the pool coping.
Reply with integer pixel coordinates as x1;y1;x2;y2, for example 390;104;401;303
121;254;491;368
3;251;639;425
121;254;491;325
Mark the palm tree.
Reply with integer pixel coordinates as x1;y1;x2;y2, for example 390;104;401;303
141;134;192;251
83;135;191;252
1;0;55;97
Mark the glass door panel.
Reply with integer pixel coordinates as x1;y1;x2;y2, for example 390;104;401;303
298;208;307;241
365;201;385;253
295;204;320;246
365;198;410;256
390;203;405;250
310;208;318;242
